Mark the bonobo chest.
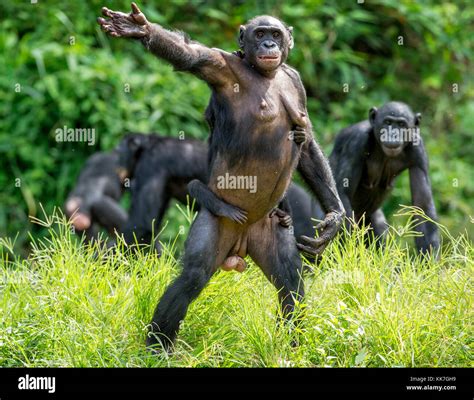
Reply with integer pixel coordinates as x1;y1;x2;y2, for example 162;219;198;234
209;66;306;222
226;67;307;130
363;154;407;191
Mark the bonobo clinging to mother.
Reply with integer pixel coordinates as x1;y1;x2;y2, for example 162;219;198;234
98;3;344;352
331;101;440;255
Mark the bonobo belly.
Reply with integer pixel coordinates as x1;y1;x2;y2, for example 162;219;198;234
209;130;298;224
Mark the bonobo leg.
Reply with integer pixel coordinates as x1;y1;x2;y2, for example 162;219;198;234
91;196;128;234
188;179;248;224
247;215;304;325
83;223;100;243
146;209;238;352
367;208;389;249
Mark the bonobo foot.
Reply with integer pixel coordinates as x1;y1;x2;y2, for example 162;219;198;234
297;210;344;256
289;126;307;145
215;202;248;225
187;179;248;224
270;207;293;228
98;2;149;38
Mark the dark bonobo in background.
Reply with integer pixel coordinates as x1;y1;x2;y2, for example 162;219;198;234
330;101;440;255
64;151;127;242
116;133;209;253
98;3;344;352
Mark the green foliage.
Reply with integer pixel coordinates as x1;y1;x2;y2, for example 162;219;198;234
0;211;471;367
0;0;473;251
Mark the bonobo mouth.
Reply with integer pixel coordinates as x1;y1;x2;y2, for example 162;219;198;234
381;145;403;157
257;55;280;61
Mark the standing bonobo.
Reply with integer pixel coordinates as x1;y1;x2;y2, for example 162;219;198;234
65;151;127;242
98;3;344;352
331;101;440;255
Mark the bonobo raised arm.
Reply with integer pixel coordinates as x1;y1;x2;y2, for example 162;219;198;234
98;3;232;85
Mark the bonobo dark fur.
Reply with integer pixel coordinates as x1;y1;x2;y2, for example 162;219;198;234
65;151;127;242
330;101;440;255
115;133;209;253
98;4;344;352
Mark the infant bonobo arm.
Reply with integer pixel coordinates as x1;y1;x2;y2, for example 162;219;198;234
97;3;233;86
187;180;247;224
297;138;345;256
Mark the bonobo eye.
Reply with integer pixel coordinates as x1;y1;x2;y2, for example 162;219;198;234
383;118;392;125
272;31;280;39
256;31;265;39
398;121;407;128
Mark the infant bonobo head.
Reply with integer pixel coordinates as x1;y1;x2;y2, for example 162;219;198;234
369;101;422;157
238;15;294;73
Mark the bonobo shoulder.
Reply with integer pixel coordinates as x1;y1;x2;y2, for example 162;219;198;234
334;121;372;151
281;63;304;87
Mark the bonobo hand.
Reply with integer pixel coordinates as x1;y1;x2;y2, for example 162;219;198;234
218;202;248;224
97;2;149;38
297;210;343;256
289;126;307;145
269;207;292;228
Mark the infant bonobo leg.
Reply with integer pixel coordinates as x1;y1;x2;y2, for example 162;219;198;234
188;179;248;224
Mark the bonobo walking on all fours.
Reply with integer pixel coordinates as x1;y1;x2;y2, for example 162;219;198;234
330;101;440;255
98;3;344;352
115;133;209;254
65;151;127;242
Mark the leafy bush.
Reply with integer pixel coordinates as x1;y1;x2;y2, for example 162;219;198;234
0;0;472;252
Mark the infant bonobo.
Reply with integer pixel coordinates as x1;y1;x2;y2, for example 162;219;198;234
65;151;127;242
98;3;344;352
330;101;440;255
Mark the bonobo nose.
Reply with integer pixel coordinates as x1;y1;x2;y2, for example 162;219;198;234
263;40;276;49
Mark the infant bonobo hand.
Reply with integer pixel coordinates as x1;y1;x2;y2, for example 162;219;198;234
97;2;149;38
269;208;292;228
289;126;307;145
297;210;343;256
218;202;248;225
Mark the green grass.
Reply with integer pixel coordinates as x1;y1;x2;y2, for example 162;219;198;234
0;208;472;367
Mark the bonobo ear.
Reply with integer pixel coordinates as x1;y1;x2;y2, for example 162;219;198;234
415;112;422;126
238;25;246;49
369;107;378;126
287;26;294;50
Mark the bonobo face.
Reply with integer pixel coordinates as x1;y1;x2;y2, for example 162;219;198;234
116;134;144;181
239;16;293;73
369;102;421;157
